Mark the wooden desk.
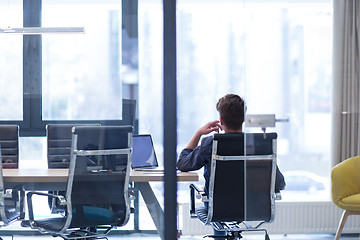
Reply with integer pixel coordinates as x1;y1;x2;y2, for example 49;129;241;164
3;168;198;240
3;168;198;187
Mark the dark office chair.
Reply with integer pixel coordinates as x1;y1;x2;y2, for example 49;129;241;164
24;125;133;240
47;123;74;169
0;125;24;240
190;132;278;240
0;125;19;169
0;146;25;235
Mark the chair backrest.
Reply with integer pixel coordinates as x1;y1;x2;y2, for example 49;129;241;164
331;156;360;210
0;146;23;226
46;124;100;169
0;125;19;169
62;125;133;231
207;132;277;224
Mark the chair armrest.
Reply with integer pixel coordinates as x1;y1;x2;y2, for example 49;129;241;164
27;191;67;225
128;190;136;200
275;192;282;200
15;185;25;219
190;184;208;202
190;183;203;193
48;191;66;214
20;187;25;219
189;184;207;218
4;185;25;219
4;185;24;199
128;185;136;214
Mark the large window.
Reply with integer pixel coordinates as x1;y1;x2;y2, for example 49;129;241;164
0;0;131;137
0;1;23;121
139;0;333;203
42;0;123;121
0;0;333;235
0;0;136;163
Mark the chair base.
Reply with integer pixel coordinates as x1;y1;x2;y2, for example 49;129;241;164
205;221;270;240
57;228;109;240
204;231;270;240
205;232;243;239
21;220;112;240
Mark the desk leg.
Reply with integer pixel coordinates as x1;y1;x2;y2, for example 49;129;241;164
136;182;164;240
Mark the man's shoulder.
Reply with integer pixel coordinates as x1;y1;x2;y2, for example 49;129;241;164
201;135;214;145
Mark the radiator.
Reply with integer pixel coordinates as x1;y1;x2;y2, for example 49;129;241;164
179;201;360;236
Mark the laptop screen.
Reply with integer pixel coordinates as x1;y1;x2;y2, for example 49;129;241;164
131;134;158;169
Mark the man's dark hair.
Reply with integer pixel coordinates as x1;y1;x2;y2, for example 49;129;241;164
216;94;245;130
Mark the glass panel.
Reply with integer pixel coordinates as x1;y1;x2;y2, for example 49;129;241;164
138;0;163;231
42;0;122;121
137;0;332;236
242;1;332;201
0;1;23;121
174;0;332;207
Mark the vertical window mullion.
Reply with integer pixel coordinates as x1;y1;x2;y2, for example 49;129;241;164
22;0;42;136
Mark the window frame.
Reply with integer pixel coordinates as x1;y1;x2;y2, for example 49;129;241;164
0;0;136;137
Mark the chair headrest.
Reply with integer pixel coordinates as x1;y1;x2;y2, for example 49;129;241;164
213;132;277;156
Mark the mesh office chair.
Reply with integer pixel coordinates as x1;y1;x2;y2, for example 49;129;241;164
0;146;25;240
47;124;73;169
0;125;19;169
24;125;133;240
190;133;278;240
0;125;24;229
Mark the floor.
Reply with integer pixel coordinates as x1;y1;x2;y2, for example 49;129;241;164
0;233;359;240
0;222;358;240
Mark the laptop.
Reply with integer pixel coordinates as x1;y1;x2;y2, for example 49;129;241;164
132;134;162;171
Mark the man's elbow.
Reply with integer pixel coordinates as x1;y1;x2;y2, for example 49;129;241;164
275;180;286;193
176;162;188;172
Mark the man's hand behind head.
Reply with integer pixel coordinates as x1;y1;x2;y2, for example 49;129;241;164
196;120;222;136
